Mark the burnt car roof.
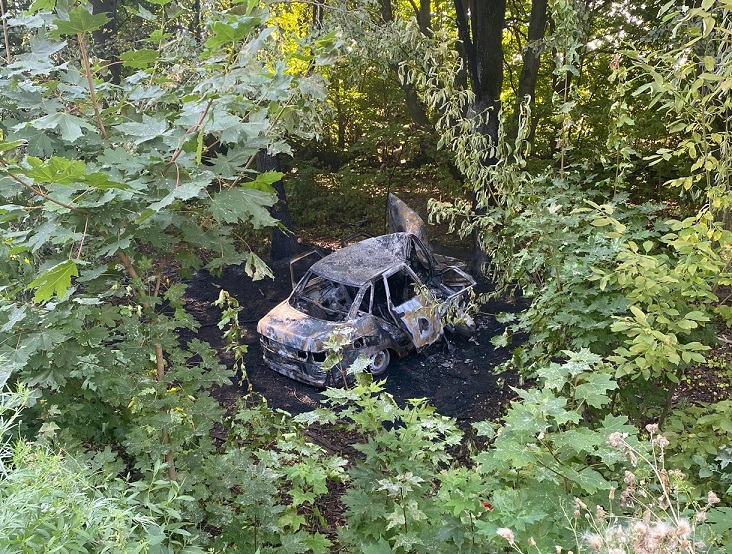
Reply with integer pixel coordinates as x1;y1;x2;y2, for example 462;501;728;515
309;233;412;287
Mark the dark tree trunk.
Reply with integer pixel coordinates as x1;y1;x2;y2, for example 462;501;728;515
453;0;507;274
379;0;393;22
512;0;548;143
256;151;299;261
419;0;431;33
90;0;120;85
379;0;432;128
312;0;325;28
191;0;202;43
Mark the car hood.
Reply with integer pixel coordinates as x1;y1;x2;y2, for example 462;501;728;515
257;300;359;351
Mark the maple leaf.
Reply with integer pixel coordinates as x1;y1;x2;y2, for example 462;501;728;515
28;259;78;302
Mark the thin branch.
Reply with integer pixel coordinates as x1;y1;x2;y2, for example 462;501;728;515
0;161;87;214
77;32;108;139
163;98;214;176
75;216;89;259
1;0;11;64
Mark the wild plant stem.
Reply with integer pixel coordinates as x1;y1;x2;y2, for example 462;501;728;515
117;253;178;481
1;0;11;64
77;32;108;139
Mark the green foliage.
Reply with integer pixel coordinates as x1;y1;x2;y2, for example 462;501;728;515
293;353;730;552
199;395;346;553
664;397;732;505
296;376;488;553
629;1;732;211
0;386;194;553
1;0;731;551
596;211;727;381
0;0;338;549
472;350;637;549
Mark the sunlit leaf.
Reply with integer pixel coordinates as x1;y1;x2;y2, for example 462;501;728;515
52;7;110;36
28;259;78;302
119;48;159;69
208;187;276;227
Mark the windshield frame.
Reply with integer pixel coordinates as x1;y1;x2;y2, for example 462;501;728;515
289;270;367;322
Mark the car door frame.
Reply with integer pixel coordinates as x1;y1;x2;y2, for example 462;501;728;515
382;264;444;349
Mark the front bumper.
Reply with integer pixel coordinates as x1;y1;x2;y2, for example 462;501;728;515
260;337;348;388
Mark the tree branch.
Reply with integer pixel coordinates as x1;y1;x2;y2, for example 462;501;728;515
163;98;214;176
0;161;88;214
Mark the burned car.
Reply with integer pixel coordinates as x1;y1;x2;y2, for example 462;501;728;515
257;197;476;387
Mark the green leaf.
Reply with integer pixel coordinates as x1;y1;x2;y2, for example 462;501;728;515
707;508;732;535
575;373;618;409
148;180;207;212
208;187;277;227
246;170;283;192
52;8;110;36
0;364;10;388
83;172;130;190
204;17;260;51
26;156;86;184
243;252;273;281
30;112;94;143
28;0;55;11
28;259;78;302
0;140;26;153
362;539;393;554
536;362;568;390
11;125;59;157
685;310;710;322
114;115;170;145
119;48;159;69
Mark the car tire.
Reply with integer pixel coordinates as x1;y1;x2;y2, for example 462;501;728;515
369;350;390;376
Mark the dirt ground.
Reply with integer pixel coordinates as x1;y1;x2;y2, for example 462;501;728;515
184;256;521;424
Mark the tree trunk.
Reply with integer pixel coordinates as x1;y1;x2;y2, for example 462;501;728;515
380;0;432;127
191;0;202;43
453;0;507;274
256;151;299;261
312;0;325;28
511;0;548;142
90;0;120;85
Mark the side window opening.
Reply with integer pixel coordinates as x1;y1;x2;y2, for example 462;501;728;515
386;268;418;306
372;279;390;320
358;285;372;314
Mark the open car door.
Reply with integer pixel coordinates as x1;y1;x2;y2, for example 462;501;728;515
383;266;443;349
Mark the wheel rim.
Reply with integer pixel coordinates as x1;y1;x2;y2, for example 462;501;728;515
369;350;390;376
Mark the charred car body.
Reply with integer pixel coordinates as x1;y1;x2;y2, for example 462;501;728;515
256;196;476;387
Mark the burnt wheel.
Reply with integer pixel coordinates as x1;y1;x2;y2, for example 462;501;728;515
368;350;390;376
